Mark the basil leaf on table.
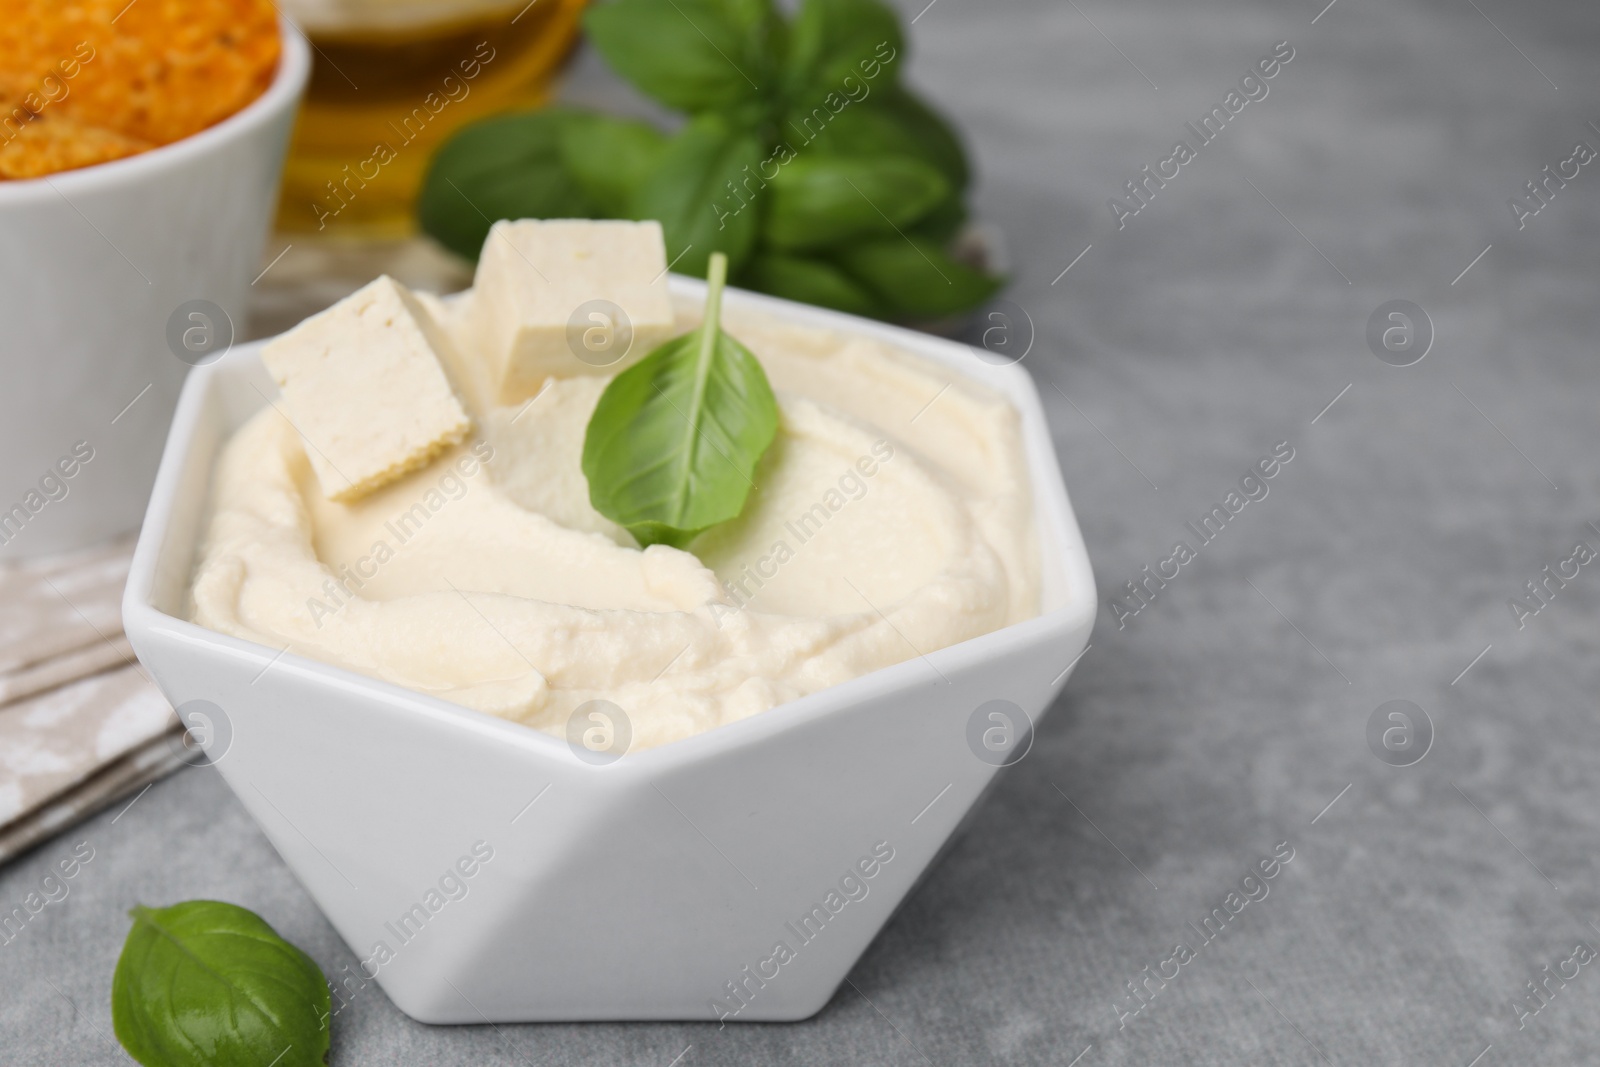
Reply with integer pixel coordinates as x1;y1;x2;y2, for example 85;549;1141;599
557;113;669;218
583;252;779;548
764;154;948;251
784;0;904;97
741;252;878;316
112;900;330;1067
630;114;766;277
834;236;1003;318
419;110;596;259
584;0;779;113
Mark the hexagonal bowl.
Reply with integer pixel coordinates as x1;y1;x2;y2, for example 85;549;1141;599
123;278;1097;1023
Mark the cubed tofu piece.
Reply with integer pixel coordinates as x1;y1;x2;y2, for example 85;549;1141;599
471;219;678;401
262;275;471;503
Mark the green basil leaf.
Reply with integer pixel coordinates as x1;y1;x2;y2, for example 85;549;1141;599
630;114;765;277
584;0;778;113
874;87;969;192
558;114;669;217
583;253;779;548
834;236;1002;319
112;901;330;1067
907;191;967;243
784;0;903;98
419;109;596;260
800;84;969;192
740;251;878;316
764;154;948;250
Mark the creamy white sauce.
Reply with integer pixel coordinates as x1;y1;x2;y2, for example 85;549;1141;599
190;298;1039;751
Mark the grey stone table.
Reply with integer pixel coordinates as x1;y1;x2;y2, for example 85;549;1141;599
7;0;1600;1062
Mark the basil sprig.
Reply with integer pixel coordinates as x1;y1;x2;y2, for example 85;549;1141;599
627;113;767;278
585;0;782;114
582;252;779;547
418;0;1001;322
112;901;331;1067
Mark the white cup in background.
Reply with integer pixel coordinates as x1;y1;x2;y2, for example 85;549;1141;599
0;19;309;560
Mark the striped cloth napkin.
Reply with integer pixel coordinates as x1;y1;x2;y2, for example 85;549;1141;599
0;539;185;864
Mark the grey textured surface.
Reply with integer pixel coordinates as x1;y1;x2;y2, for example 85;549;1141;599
7;0;1600;1063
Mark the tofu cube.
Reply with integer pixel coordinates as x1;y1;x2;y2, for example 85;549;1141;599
262;275;471;503
471;219;678;401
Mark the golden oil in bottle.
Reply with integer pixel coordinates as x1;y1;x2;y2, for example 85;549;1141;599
276;0;587;237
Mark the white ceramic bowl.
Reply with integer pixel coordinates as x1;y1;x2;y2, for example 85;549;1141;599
123;280;1097;1023
0;19;309;560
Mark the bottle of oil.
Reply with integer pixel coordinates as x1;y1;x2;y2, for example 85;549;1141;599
276;0;587;238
